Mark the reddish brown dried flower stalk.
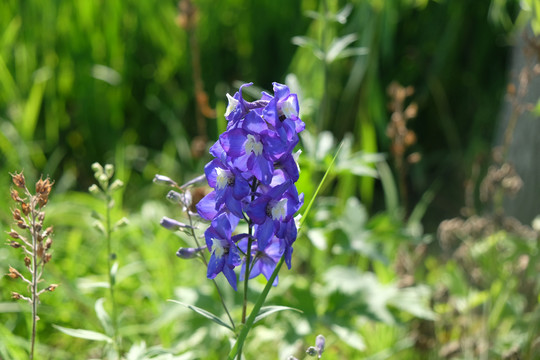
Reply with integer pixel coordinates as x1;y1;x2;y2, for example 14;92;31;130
5;171;57;360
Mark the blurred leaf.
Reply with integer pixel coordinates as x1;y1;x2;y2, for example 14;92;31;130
254;306;303;324
307;228;327;250
388;285;437;321
331;324;366;351
326;33;358;63
53;325;112;343
334;4;354;24
95;298;114;337
376;161;400;218
332;46;369;61
126;341;147;360
168;300;233;332
0;302;23;313
91;64;121;86
110;261;119;286
20;67;51;140
291;36;324;60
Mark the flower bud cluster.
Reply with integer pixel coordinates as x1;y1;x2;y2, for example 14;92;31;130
5;171;57;303
195;82;305;290
89;163;128;233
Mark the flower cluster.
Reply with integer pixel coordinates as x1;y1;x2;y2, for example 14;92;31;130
196;82;305;290
6;172;57;302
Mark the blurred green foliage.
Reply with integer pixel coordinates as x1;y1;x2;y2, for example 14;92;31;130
1;0;540;359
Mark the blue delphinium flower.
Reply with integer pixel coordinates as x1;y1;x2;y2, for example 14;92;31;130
194;82;304;289
238;236;283;286
204;213;241;290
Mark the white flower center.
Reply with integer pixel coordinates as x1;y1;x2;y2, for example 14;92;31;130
212;239;225;258
245;134;263;156
280;97;298;118
224;93;239;117
271;198;288;220
215;168;231;190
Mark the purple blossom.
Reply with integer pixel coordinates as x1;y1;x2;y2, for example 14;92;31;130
204;213;241;290
246;181;303;250
239;236;284;286
190;81;305;290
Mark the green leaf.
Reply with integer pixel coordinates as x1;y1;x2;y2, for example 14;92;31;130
20;67;51;140
299;140;344;231
326;34;358;63
110;261;119;286
331;324;366;351
168;300;233;332
53;325;112;343
291;36;324;60
95;298;114;337
254;306;303;324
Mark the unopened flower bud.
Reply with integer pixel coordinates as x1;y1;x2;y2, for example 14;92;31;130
11;171;26;188
11;292;23;300
160;217;193;231
104;164;114;178
91;162;104;178
306;346;318;357
7;240;21;248
21;202;30;216
7;266;22;279
109;179;124;192
45;238;53;250
12;208;22;221
167;190;191;208
47;284;59;292
43;226;53;237
153;174;178;187
10;189;23;203
8;230;20;239
176;246;206;259
89;184;102;195
24;256;31;267
114;217;129;230
315;335;326;357
17;220;27;229
44;253;52;263
98;173;108;184
36;177;53;196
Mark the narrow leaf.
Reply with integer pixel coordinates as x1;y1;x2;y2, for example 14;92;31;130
299;141;344;230
254;306;302;324
95;298;113;337
53;325;112;343
326;34;358;63
168;300;233;331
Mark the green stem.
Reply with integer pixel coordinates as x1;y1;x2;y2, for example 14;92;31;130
229;255;286;360
241;224;254;325
106;194;120;358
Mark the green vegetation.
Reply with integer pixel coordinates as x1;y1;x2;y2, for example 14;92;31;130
1;0;540;359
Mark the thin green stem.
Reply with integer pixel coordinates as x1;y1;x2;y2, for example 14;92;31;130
241;224;254;325
105;194;120;359
183;195;235;331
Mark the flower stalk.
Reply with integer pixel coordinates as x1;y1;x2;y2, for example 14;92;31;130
89;163;126;358
6;171;56;360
